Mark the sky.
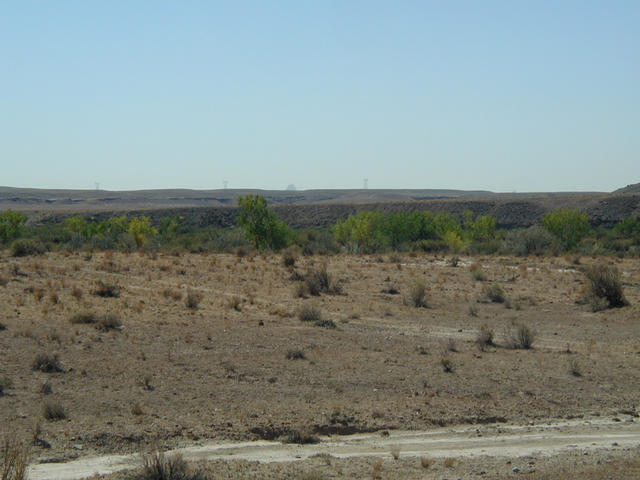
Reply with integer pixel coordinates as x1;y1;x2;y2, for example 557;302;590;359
1;1;638;192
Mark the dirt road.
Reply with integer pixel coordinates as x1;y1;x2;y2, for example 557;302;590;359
27;418;640;480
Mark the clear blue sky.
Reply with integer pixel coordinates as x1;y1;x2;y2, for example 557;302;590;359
1;1;638;192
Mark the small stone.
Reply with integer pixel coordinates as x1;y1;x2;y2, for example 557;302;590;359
512;467;520;472
72;444;83;450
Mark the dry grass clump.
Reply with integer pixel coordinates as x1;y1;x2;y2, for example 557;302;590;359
162;289;182;301
282;249;297;268
93;280;120;298
469;263;486;281
70;312;121;331
568;358;582;377
70;311;97;324
185;290;202;310
140;450;206;480
96;313;122;331
440;356;454;372
227;296;243;311
304;266;340;296
584;264;629;311
1;435;30;480
32;353;64;373
283;429;320;445
480;282;505;303
0;377;12;396
42;401;67;421
285;349;306;360
405;281;428;308
298;305;323;323
475;324;495;350
297;305;336;328
507;324;535;349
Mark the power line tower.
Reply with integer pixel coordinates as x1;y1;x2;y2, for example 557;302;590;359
363;178;368;190
223;180;228;190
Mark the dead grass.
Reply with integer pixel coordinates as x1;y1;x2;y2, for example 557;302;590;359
0;436;29;480
140;450;205;480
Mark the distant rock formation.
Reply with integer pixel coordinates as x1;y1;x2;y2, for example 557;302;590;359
614;183;640;194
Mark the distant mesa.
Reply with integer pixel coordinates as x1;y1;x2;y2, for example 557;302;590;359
614;183;640;194
286;184;297;191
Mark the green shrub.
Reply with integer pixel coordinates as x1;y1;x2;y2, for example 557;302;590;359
237;195;293;251
333;211;385;253
0;210;27;244
502;226;557;256
10;239;45;257
584;264;629;311
542;209;591;250
129;216;158;249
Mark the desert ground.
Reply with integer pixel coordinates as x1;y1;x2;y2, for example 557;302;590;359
1;249;639;478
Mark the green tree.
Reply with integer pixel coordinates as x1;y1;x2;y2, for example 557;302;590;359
237;195;293;251
333;211;384;253
64;216;89;237
128;216;158;248
542;209;591;250
433;212;461;240
470;215;497;241
0;210;27;243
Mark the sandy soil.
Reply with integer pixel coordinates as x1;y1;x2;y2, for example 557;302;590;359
1;249;639;477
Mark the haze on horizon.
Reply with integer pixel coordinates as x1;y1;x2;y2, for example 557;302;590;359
1;1;638;193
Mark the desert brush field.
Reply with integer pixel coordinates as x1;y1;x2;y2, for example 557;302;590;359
1;249;639;479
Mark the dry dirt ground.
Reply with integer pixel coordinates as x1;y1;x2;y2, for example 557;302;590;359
1;249;639;478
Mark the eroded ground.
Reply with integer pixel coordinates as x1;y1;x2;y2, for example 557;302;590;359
1;250;639;477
